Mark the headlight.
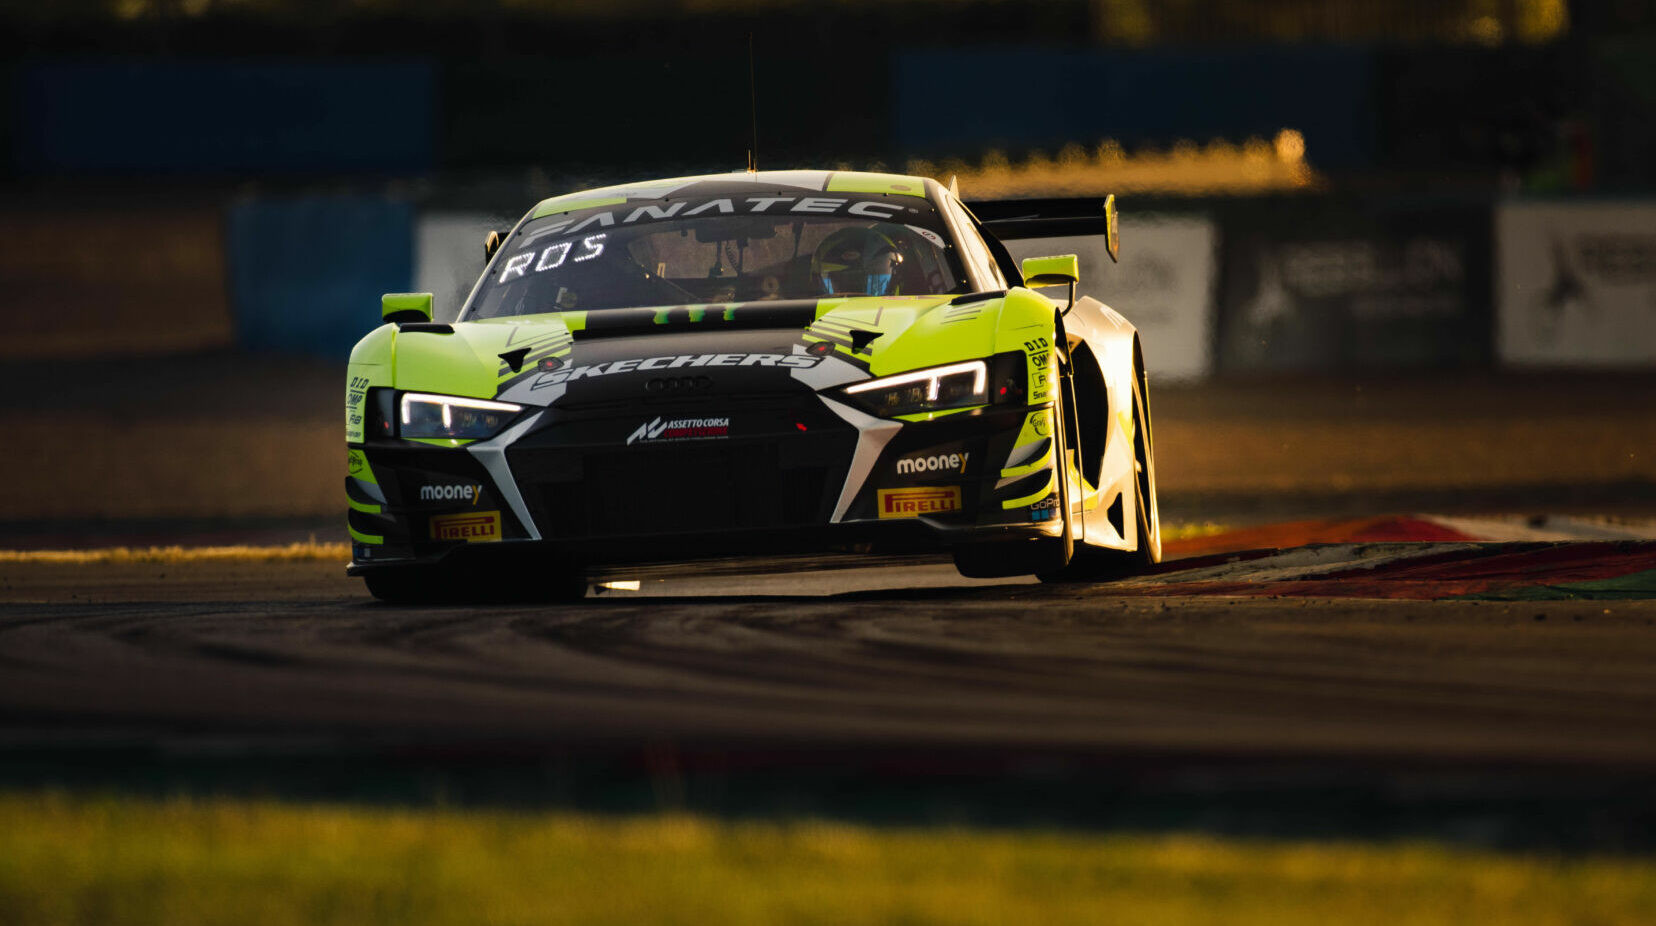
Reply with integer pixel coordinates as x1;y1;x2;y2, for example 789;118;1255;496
399;392;523;440
841;360;988;417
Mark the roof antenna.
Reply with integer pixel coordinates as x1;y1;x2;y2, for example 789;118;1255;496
746;33;759;173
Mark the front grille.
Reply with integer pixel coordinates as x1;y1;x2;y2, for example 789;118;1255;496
522;442;835;539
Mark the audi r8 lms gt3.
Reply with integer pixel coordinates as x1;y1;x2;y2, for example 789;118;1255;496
345;170;1161;601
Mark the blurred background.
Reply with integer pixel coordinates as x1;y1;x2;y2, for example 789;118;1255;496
1;0;1652;531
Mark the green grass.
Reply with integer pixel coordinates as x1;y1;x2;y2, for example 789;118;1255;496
1;792;1651;926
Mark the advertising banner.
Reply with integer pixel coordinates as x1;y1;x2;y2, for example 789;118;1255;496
1004;214;1218;381
1496;201;1656;368
1215;201;1491;372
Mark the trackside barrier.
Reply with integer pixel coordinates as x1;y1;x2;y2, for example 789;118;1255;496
1496;199;1656;368
227;196;414;356
1212;198;1493;373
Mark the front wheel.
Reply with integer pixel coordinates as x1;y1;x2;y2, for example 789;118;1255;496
1129;360;1162;566
1039;356;1160;581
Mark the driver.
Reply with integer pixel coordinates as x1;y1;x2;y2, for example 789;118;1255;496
811;227;905;296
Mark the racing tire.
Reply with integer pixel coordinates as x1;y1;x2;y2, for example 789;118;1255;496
1038;355;1161;581
1128;357;1162;566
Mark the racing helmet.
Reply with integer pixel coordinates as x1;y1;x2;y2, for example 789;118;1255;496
812;226;903;296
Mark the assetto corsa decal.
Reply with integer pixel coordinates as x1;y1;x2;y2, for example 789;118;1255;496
625;416;731;445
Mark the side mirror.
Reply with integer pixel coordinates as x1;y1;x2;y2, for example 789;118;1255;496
382;292;433;325
1021;254;1080;288
484;230;504;260
1103;193;1119;263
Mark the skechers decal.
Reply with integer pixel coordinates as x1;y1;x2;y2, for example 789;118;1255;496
536;353;818;387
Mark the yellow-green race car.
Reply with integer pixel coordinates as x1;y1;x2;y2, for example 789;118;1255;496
345;169;1160;601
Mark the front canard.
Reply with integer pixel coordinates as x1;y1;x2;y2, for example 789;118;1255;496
877;486;962;518
431;510;502;542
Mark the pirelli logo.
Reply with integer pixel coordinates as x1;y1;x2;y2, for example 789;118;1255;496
877;486;962;518
431;510;502;542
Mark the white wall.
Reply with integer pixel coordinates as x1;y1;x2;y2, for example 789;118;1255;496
415;212;512;322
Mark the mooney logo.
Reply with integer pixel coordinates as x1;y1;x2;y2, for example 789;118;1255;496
895;451;970;475
538;353;818;385
877;486;962;518
627;416;730;445
430;510;501;542
419;483;481;504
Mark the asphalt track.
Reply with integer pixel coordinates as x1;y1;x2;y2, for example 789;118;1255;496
4;522;1653;760
2;516;1654;843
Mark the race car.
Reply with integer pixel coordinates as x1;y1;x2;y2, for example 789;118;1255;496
345;169;1160;601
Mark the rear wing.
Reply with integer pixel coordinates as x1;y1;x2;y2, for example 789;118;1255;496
965;194;1120;262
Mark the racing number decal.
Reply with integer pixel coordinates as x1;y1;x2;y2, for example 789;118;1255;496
346;374;370;442
1025;337;1052;404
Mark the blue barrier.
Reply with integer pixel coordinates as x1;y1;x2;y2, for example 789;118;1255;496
16;59;433;174
227;197;413;356
894;47;1376;169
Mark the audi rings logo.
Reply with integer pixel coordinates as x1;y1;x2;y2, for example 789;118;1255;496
645;375;713;394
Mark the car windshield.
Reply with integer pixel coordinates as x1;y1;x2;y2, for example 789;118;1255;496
464;192;969;319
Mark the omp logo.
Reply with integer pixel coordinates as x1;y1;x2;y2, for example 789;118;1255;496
627;416;730;445
877;487;962;518
430;510;501;542
419;483;481;504
895;451;970;475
